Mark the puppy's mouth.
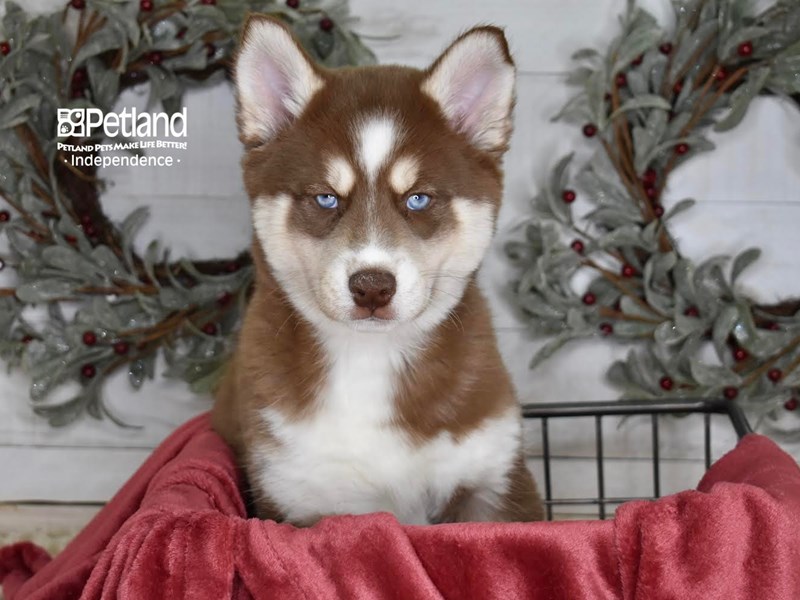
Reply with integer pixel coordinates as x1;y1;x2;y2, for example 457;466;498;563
347;313;399;332
350;306;395;321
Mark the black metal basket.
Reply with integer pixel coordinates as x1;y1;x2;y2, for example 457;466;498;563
520;398;752;521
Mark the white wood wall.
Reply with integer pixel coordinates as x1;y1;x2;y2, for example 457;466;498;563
2;0;799;511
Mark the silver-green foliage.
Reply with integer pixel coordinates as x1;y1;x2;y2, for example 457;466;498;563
507;0;800;436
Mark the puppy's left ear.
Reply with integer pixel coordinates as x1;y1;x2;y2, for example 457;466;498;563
422;27;515;155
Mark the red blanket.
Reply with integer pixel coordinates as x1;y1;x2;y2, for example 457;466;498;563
2;413;799;599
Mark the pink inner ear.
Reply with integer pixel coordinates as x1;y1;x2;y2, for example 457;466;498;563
451;68;496;134
254;55;292;129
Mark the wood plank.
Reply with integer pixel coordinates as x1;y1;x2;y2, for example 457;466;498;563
1;446;150;503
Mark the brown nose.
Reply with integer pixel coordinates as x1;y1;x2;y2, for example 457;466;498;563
349;270;396;310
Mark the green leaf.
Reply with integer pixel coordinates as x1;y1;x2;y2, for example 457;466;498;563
572;48;601;61
529;333;579;369
613;320;658;338
41;245;103;282
551;92;590;123
32;395;88;427
612;25;661;73
89;296;125;330
714;66;771;132
545;154;574;225
609;94;672;121
74;26;125;66
712;305;739;359
655;320;686;346
731;248;761;283
0;94;40;129
16;279;76;302
596;225;644;249
690;361;741;386
664;198;695;220
670;20;718;81
719;26;770;60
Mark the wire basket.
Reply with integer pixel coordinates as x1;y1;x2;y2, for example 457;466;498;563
520;398;752;521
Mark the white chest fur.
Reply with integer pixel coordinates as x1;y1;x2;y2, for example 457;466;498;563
253;332;520;525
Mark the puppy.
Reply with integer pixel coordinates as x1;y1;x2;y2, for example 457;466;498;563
212;15;544;526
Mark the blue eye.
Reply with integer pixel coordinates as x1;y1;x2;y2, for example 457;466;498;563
315;194;339;209
406;193;431;211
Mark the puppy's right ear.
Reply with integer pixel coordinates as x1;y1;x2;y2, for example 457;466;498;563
235;16;325;146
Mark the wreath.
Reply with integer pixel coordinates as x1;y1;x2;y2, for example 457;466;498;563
505;0;800;436
0;0;374;426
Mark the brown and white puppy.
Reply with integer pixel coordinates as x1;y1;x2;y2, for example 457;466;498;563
212;15;544;526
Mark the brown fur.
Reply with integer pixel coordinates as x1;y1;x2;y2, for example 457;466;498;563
212;15;543;524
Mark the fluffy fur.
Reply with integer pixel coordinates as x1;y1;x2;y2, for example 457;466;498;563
212;15;544;525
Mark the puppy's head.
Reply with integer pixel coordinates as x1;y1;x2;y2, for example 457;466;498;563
235;17;515;335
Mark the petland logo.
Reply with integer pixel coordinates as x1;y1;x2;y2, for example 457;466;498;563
56;107;188;168
57;107;187;138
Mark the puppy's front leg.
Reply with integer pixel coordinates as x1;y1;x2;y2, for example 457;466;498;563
439;455;545;523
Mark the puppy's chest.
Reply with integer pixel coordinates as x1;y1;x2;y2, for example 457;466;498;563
253;346;512;524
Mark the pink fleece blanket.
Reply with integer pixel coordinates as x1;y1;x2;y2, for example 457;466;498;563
2;413;799;599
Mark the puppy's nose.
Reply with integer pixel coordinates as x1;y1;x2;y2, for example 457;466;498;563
349;270;396;310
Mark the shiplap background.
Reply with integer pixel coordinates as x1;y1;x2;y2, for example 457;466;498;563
2;0;799;513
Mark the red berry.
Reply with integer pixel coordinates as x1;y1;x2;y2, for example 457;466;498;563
653;204;665;218
675;143;690;155
147;51;163;66
320;17;334;32
0;41;10;56
201;0;216;4
582;292;597;306
737;41;753;57
205;43;215;58
785;398;798;412
659;42;673;55
176;28;187;39
202;322;218;335
84;224;97;237
225;262;240;273
0;210;9;222
767;368;782;383
65;234;77;245
615;72;627;87
286;0;300;7
643;168;657;186
217;292;233;307
631;55;643;66
645;185;658;200
714;67;727;81
683;306;700;318
767;322;781;331
582;123;598;137
21;334;33;343
733;347;748;362
70;0;85;9
621;264;636;278
672;80;683;95
82;331;97;346
72;67;87;86
659;376;674;391
140;0;153;11
599;322;614;336
113;341;130;355
570;239;585;254
81;364;96;379
562;189;577;204
723;386;739;400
